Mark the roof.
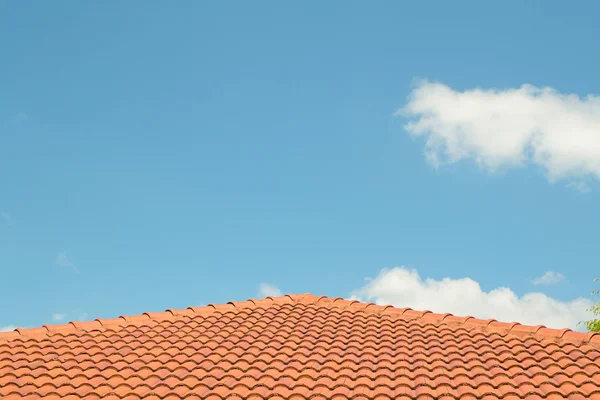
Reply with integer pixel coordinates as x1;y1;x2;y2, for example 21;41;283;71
1;294;600;400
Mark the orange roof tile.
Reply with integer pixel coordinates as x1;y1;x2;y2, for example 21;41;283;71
1;293;600;399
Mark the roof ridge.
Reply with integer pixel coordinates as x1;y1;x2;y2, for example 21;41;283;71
2;293;599;348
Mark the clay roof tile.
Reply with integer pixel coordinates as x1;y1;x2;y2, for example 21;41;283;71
1;293;598;399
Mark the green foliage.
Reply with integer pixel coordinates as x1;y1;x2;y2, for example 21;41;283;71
580;278;600;333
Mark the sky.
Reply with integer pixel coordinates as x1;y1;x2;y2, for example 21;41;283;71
1;1;600;331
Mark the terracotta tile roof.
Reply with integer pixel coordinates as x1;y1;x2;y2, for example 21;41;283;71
1;293;600;399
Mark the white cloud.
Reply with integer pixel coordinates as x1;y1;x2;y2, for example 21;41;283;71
0;325;16;332
8;112;29;125
56;251;78;272
52;313;67;322
78;312;88;321
567;181;591;193
56;252;71;267
258;283;282;297
1;211;12;227
532;271;566;286
351;266;591;330
399;81;600;186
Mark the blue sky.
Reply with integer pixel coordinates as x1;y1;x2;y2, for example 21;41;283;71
1;1;599;331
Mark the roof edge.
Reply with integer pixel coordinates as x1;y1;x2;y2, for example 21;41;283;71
2;293;599;348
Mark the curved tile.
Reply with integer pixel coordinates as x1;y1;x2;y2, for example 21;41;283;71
1;294;599;399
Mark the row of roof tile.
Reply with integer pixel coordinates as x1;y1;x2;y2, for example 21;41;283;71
2;294;600;347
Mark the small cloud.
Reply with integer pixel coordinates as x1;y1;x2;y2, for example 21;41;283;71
6;112;49;131
9;112;29;124
52;313;67;322
258;283;282;297
567;181;591;193
78;312;88;321
0;325;17;332
56;251;78;272
1;211;12;227
533;271;566;286
6;112;29;126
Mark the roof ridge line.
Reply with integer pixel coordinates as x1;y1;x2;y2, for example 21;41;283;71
2;293;599;348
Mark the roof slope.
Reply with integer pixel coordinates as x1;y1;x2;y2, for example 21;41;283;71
1;294;600;399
